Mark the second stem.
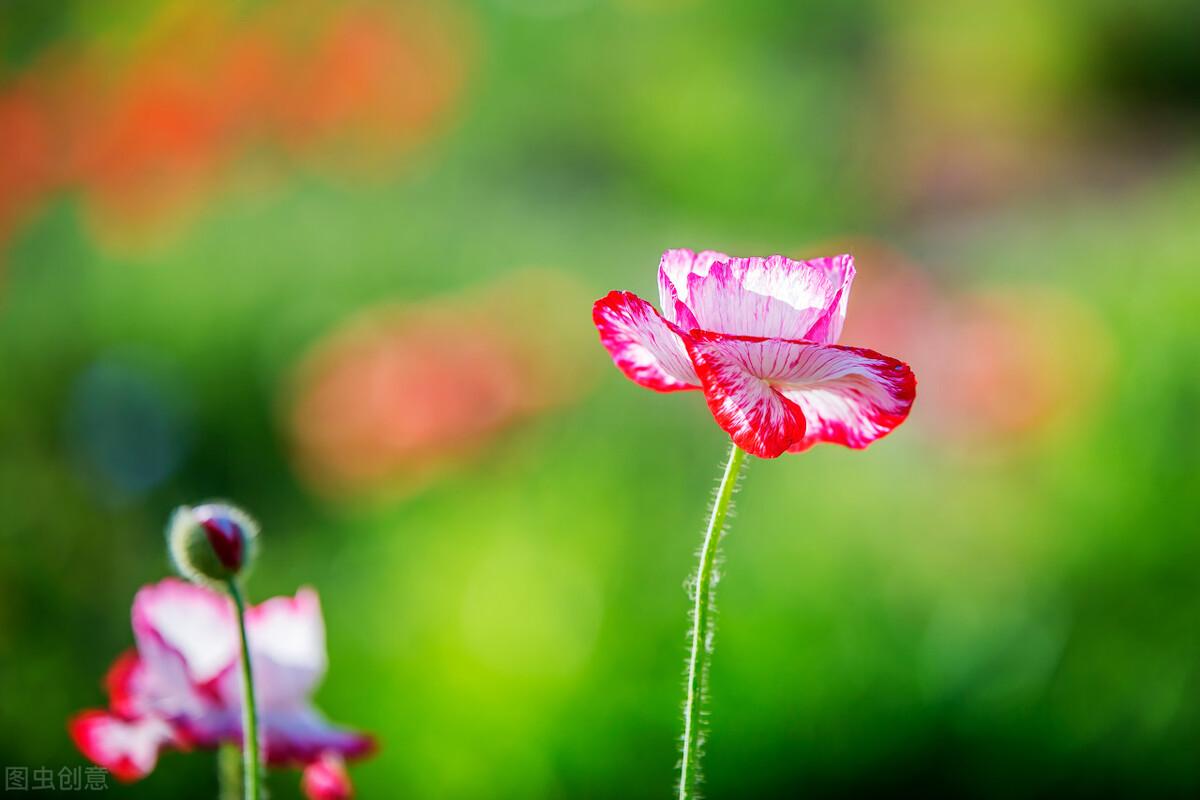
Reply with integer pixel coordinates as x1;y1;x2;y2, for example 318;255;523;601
678;442;747;800
228;580;263;800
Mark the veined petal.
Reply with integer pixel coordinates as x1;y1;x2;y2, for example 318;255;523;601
799;254;855;345
302;753;355;800
683;254;855;341
655;263;701;330
593;291;699;391
69;711;178;782
684;334;807;458
657;248;732;316
687;332;914;457
780;342;914;451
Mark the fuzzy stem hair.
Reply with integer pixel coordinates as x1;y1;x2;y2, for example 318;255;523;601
678;441;747;800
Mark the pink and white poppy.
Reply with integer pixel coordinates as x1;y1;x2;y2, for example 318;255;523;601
70;579;373;799
593;249;915;458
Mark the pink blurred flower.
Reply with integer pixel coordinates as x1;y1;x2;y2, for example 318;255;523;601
0;81;57;263
70;579;373;797
286;271;592;499
836;238;1114;449
274;3;467;167
593;249;916;458
0;0;468;256
301;752;354;800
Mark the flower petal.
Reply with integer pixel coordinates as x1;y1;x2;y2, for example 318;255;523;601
69;711;178;782
657;248;731;322
687;332;914;457
684;336;806;458
171;704;375;767
684;254;855;341
263;707;376;765
105;650;145;718
132;579;238;686
656;265;700;330
796;255;855;345
243;588;327;710
592;291;698;391
302;753;355;800
128;587;225;724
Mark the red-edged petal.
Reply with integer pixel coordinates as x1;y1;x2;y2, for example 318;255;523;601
656;263;701;330
68;711;177;782
657;249;730;324
132;579;238;686
128;580;238;730
262;708;376;766
593;291;699;392
683;254;855;342
685;335;808;458
687;332;914;457
177;704;375;768
217;588;327;711
801;255;855;345
781;343;914;451
302;753;355;800
105;650;144;718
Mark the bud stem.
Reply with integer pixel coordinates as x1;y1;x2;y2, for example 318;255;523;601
678;441;747;800
228;580;263;800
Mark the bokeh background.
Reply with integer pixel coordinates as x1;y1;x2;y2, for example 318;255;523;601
2;0;1199;797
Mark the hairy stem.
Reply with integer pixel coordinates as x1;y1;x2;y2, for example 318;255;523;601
678;442;747;800
228;580;262;800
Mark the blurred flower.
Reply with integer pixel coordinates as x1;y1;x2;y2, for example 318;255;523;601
74;47;232;243
925;287;1114;446
0;0;468;256
286;271;593;500
70;580;374;796
593;249;916;458
273;2;466;169
0;81;55;253
300;752;354;800
836;238;1114;449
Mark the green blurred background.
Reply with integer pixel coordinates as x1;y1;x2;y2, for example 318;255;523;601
2;0;1199;797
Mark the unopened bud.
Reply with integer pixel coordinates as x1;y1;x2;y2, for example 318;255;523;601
167;502;259;585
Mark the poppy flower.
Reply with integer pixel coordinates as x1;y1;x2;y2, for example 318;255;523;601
70;579;373;798
593;249;916;458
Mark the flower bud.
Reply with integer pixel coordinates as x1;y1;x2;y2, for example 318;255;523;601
301;754;353;800
167;502;259;585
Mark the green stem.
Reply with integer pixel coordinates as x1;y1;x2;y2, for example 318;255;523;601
678;442;747;800
228;580;262;800
217;742;241;800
